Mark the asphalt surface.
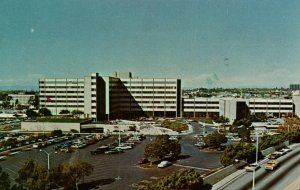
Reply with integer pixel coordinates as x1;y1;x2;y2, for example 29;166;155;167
0;122;222;190
223;144;300;190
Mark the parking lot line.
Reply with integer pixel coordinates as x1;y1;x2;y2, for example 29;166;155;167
173;163;211;171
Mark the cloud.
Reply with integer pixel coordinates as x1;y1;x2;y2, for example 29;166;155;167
183;68;299;88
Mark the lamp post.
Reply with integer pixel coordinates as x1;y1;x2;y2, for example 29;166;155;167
252;131;259;190
40;149;51;170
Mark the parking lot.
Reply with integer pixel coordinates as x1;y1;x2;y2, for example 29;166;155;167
0;124;222;190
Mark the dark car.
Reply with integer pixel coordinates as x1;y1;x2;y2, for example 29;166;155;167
138;158;149;165
104;148;124;155
91;146;111;155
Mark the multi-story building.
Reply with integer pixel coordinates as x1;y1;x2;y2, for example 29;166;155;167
39;77;85;116
247;98;294;118
9;94;35;106
182;97;220;119
39;72;181;121
290;84;300;91
108;72;181;119
39;72;294;122
182;97;294;123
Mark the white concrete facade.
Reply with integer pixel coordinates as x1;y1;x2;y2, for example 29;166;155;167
182;97;294;123
39;72;181;120
9;94;35;106
248;98;294;117
39;78;85;116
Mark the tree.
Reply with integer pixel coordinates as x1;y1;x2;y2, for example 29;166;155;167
250;113;267;122
3;138;18;148
0;166;11;190
129;125;136;131
139;169;210;190
27;96;38;108
204;132;227;149
144;135;181;161
39;108;52;116
2;96;12;109
278;118;300;132
59;109;70;115
26;109;39;118
51;129;63;137
72;110;84;118
220;143;262;166
214;116;229;124
231;118;253;142
60;160;94;190
16;158;48;190
237;126;252;142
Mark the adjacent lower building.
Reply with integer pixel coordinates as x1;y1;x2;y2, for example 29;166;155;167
9;94;35;107
182;97;294;123
248;98;294;118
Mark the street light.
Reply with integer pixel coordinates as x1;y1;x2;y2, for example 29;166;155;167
252;131;259;190
40;149;51;170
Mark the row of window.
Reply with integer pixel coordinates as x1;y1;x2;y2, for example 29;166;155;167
127;86;176;89
184;101;219;104
40;86;84;89
110;101;176;104
46;105;84;108
110;95;177;99
40;96;84;99
184;106;219;109
40;100;84;103
249;107;293;110
40;91;84;94
121;81;177;84
39;81;84;84
249;102;293;105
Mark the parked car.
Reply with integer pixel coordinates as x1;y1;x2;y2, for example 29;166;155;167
91;146;111;155
268;153;280;159
0;156;7;161
276;150;286;156
60;147;73;153
282;147;292;153
195;142;206;147
245;163;260;172
157;161;172;168
105;148;124;155
116;145;133;150
138;158;149;165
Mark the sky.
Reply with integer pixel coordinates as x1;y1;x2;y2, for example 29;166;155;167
1;0;300;89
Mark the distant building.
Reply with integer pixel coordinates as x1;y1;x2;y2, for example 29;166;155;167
8;94;35;106
290;84;300;91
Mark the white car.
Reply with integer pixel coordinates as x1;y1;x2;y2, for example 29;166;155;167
282;148;292;153
0;156;7;161
245;163;260;172
116;145;132;150
195;142;206;147
157;161;172;168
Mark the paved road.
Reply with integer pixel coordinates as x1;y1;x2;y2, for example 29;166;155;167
0;123;222;190
177;122;222;171
223;144;300;190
